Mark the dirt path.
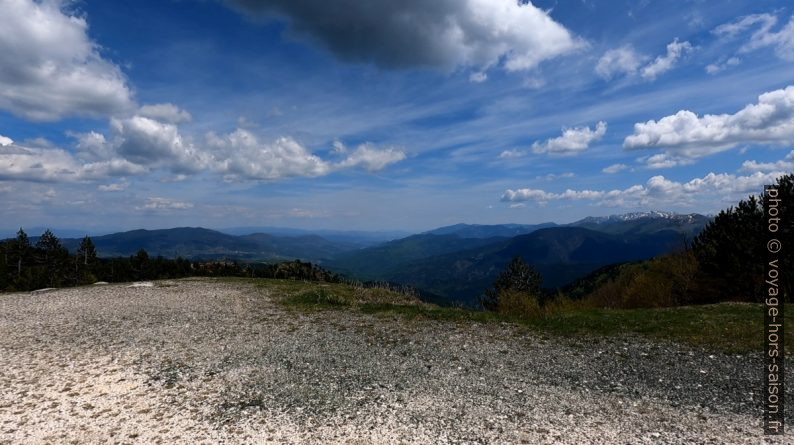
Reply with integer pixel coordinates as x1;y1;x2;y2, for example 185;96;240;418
0;279;788;444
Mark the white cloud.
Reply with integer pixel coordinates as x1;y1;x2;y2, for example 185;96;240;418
336;142;406;172
138;103;192;124
5;111;407;183
624;85;794;158
502;170;785;208
206;130;405;180
642;153;695;169
0;139;144;182
98;182;128;192
137;197;194;211
227;0;583;73
602;163;628;174
740;150;794;173
532;121;606;155
0;135;13;147
0;0;133;121
595;46;645;79
640;39;694;80
536;172;575;181
206;130;331;180
714;13;794;60
498;149;526;159
469;72;487;83
705;56;740;74
111;116;208;172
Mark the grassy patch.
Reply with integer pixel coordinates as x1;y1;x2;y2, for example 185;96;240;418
226;278;784;354
518;303;784;354
362;300;783;354
360;303;500;323
283;289;353;309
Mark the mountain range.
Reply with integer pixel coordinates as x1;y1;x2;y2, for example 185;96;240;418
11;211;712;306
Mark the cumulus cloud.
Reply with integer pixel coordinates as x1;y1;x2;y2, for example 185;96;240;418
0;0;133;121
740;150;794;173
640;39;694;80
226;0;582;73
602;163;628;174
624;85;794;158
502;170;786;207
597;39;692;81
137;197;194;211
0;138;144;182
642;153;695;169
532;121;606;155
335;142;406;172
206;130;331;180
595;46;645;79
206;130;405;180
6;108;407;183
111;116;208;172
138;103;192;124
713;13;794;60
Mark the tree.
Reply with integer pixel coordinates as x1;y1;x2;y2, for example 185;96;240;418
131;249;150;280
36;229;64;263
73;236;99;284
481;256;543;311
77;236;97;266
12;228;31;278
692;173;793;302
35;229;69;287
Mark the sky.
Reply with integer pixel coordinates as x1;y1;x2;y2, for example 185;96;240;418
1;0;793;233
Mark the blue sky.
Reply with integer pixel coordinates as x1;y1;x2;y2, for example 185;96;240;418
1;0;793;232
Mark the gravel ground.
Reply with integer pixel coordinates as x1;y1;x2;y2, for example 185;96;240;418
0;278;790;444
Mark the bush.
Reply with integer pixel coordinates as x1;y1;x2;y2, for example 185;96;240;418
496;289;543;318
584;250;701;309
481;256;543;311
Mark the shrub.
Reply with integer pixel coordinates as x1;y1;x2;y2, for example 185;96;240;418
584;250;701;309
481;256;543;311
496;289;543;318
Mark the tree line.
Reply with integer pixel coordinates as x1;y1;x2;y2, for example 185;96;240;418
481;173;793;314
0;230;339;292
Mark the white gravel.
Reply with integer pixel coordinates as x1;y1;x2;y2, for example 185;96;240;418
0;278;789;444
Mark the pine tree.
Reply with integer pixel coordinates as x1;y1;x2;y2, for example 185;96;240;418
692;173;793;302
13;228;30;278
481;256;543;311
77;236;97;266
35;229;68;287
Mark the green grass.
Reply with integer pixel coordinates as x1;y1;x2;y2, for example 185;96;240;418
220;277;787;354
361;301;786;354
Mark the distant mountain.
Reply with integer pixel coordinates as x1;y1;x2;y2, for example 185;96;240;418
1;227;107;239
218;226;409;247
54;227;357;262
375;227;688;307
326;234;508;280
569;211;711;237
424;222;557;238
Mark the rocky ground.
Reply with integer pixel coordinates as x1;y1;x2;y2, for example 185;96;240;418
0;278;790;444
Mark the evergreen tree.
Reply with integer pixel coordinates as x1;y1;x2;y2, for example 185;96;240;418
12;228;30;278
481;256;543;311
692;173;793;302
35;229;68;287
77;236;97;266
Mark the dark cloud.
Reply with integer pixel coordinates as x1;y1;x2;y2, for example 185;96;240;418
227;0;580;71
